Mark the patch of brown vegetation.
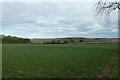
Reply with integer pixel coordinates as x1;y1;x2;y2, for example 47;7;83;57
98;57;118;78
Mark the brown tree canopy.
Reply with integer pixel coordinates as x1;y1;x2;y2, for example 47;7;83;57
95;0;120;15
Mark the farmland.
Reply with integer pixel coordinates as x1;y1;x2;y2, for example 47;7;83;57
2;44;118;78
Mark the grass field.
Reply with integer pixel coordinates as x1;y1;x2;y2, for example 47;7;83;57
0;44;2;79
2;44;118;78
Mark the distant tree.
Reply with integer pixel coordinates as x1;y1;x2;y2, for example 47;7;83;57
95;38;99;40
50;40;63;44
64;40;68;44
70;39;75;43
56;40;61;44
79;40;84;42
2;35;30;44
51;40;55;44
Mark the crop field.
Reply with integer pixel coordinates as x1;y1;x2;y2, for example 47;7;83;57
2;44;118;78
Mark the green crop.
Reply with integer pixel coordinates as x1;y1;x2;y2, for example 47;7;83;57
2;44;118;78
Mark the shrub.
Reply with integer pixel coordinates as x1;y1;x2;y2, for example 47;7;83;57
79;40;84;42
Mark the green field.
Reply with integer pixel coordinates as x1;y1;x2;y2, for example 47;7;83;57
2;44;118;78
0;44;2;79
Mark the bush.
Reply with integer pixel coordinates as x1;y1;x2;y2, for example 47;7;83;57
2;35;31;44
64;40;69;44
79;40;84;42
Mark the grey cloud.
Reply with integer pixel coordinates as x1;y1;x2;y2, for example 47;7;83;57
2;2;118;38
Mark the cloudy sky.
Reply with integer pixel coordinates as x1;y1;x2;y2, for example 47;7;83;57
2;1;118;38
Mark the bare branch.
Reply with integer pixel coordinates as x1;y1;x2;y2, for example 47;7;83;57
95;0;119;16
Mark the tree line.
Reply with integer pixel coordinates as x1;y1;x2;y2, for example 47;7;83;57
2;35;30;44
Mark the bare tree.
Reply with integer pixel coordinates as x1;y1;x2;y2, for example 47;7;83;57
95;0;120;16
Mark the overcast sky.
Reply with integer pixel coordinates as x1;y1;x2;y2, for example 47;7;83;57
2;1;118;38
